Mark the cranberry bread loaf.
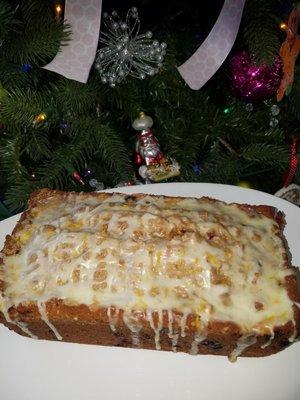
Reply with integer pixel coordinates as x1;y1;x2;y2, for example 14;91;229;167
0;189;299;361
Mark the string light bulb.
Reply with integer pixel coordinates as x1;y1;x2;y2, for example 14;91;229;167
55;3;63;21
65;163;85;186
279;22;288;31
34;112;47;124
223;107;232;114
236;180;252;189
279;22;293;36
73;171;85;185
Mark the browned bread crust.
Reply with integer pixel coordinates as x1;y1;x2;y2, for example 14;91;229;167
0;189;299;359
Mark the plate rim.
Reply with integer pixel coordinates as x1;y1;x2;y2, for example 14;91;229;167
2;182;299;226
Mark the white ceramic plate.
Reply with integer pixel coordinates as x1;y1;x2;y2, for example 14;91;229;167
0;183;299;400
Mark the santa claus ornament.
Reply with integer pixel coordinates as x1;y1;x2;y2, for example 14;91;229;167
133;112;180;182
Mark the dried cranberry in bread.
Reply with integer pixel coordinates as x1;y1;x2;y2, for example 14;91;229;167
0;189;299;361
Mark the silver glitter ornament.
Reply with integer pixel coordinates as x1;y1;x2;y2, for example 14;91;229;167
89;178;104;191
245;103;253;112
95;7;167;87
270;104;280;116
269;117;279;127
89;178;98;188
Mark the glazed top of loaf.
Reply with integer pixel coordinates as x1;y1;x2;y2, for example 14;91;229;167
0;190;295;336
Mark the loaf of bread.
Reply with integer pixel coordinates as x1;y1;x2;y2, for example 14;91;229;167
0;189;299;361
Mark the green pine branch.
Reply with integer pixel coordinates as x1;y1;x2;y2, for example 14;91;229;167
20;128;52;161
196;145;241;184
241;143;289;165
69;117;133;178
1;117;133;210
288;67;300;121
52;78;101;115
0;0;299;211
2;11;70;66
0;1;18;40
19;0;54;24
0;87;48;129
243;0;282;64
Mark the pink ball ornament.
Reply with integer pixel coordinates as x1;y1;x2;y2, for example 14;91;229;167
229;52;283;102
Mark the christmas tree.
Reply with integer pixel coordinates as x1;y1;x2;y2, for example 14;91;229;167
0;0;299;214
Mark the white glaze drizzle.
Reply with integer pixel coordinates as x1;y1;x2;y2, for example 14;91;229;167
3;307;37;339
147;310;162;350
167;309;173;339
0;295;37;339
156;309;163;350
16;321;38;339
261;328;275;349
289;319;297;343
171;332;179;353
190;333;206;355
229;335;257;362
180;311;188;338
122;310;142;347
107;306;118;332
37;301;62;340
294;301;300;309
167;310;179;352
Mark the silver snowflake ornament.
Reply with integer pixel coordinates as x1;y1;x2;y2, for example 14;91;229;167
95;7;167;87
